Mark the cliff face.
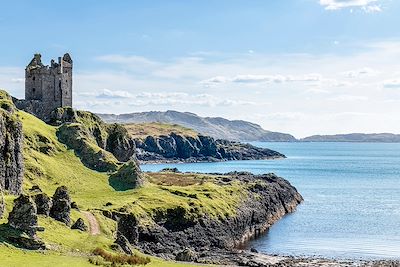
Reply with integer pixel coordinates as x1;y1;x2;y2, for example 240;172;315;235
135;133;285;163
0;91;24;195
116;172;303;262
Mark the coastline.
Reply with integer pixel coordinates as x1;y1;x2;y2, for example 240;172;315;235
205;250;400;267
139;155;286;165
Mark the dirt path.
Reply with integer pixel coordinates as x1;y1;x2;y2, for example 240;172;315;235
82;211;100;235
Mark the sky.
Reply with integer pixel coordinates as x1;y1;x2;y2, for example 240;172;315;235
1;0;400;138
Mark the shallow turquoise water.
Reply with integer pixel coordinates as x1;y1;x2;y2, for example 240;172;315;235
141;142;400;259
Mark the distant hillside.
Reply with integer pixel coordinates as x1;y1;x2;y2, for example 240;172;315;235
301;133;400;142
97;110;296;142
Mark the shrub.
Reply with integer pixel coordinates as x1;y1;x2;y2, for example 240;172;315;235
92;247;150;266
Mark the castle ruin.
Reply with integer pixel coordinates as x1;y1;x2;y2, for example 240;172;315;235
14;53;73;121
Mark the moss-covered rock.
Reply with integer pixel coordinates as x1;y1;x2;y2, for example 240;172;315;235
54;107;136;172
109;160;143;191
57;123;119;172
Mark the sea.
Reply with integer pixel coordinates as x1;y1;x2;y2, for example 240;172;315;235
141;142;400;259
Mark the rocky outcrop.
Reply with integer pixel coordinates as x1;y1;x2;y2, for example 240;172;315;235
106;124;136;162
175;248;198;262
71;218;88;231
114;234;133;255
33;193;52;216
50;186;71;225
54;108;136;172
116;173;302;262
135;133;285;163
0;91;24;195
8;195;38;237
117;213;139;245
109;160;143;191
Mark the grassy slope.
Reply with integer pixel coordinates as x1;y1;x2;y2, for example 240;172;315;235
124;122;198;139
1;107;247;266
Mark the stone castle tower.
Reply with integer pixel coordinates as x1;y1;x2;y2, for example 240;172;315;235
15;53;73;121
25;53;73;108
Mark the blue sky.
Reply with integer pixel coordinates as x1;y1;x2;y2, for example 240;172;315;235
1;0;400;137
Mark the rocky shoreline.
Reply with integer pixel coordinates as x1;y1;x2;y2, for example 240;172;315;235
135;133;285;163
197;250;400;267
112;172;303;265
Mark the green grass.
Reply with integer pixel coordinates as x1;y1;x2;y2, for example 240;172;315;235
124;122;198;139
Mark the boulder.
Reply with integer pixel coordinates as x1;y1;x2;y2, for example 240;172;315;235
71;218;87;231
175;248;198;262
33;193;52;216
71;201;79;210
50;186;71;225
106;124;136;162
109;160;143;191
8;195;38;237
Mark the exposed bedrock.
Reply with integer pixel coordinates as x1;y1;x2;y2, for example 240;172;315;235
115;172;302;261
135;133;285;163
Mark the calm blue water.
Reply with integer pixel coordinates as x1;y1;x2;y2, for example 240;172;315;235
141;142;400;259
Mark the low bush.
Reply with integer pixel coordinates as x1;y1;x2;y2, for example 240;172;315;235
92;247;150;266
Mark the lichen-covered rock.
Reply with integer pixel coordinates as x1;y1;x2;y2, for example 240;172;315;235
33;193;52;216
109;160;143;191
54;109;138;172
50;186;71;225
0;90;24;195
175;248;198;262
57;123;119;172
71;218;87;231
49;107;78;125
8;195;38;237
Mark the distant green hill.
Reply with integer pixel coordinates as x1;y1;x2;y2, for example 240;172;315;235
301;133;400;142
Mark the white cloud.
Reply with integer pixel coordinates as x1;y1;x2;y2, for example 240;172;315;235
319;0;382;12
343;67;379;78
330;95;368;101
202;73;322;85
77;90;256;108
383;79;400;89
